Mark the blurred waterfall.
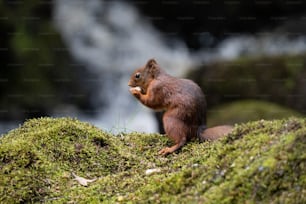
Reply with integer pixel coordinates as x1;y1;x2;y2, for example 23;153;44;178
53;0;193;133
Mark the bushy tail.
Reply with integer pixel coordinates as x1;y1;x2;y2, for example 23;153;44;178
198;125;233;142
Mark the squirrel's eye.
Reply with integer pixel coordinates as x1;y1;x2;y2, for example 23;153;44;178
135;73;141;79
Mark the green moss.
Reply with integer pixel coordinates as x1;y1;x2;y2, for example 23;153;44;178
187;53;306;114
0;2;94;119
0;118;129;202
0;117;305;203
207;99;303;126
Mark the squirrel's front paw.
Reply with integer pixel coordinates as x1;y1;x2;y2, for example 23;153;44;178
129;86;142;96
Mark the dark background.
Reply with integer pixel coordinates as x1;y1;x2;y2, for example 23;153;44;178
1;0;306;132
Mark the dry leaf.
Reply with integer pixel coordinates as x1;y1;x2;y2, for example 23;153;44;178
72;172;97;186
145;168;161;175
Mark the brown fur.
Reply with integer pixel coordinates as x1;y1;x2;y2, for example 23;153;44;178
200;125;233;141
128;59;233;155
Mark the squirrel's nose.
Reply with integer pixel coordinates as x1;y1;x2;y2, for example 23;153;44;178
128;80;133;87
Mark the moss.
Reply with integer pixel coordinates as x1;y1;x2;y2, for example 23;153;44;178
187;53;306;114
0;118;129;202
207;99;303;126
0;117;305;203
0;2;95;120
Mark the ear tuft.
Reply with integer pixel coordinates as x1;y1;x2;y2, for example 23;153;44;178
146;58;157;69
145;58;160;77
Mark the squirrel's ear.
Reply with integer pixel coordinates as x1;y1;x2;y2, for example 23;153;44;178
145;59;159;77
146;59;158;69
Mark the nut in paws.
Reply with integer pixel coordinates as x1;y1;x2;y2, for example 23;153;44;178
130;86;142;93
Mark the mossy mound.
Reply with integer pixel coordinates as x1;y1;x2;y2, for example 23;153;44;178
207;100;303;127
0;2;95;120
0;117;305;203
188;53;306;114
0;118;131;203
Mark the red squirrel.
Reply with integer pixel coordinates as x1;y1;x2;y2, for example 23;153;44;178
128;59;233;155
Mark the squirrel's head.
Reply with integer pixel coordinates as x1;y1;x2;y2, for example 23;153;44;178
128;59;160;94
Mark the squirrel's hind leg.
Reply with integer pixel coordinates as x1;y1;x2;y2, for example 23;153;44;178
160;115;188;155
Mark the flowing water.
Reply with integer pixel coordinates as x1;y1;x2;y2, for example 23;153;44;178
53;0;193;133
